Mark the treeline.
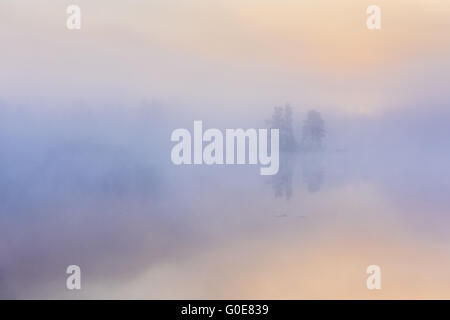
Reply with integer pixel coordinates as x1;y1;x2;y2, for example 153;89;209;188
266;104;325;152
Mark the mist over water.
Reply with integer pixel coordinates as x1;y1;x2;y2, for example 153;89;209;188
1;99;449;298
1;0;450;298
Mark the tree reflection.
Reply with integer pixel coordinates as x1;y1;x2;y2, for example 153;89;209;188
267;106;326;199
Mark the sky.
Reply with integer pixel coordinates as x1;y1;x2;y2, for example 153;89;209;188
1;0;449;117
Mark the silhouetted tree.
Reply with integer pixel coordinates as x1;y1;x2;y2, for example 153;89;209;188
266;104;298;152
301;110;325;151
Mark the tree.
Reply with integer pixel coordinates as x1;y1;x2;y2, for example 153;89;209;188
266;104;298;152
301;110;325;151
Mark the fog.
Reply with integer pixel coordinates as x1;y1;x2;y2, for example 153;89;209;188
1;96;449;298
1;0;450;298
